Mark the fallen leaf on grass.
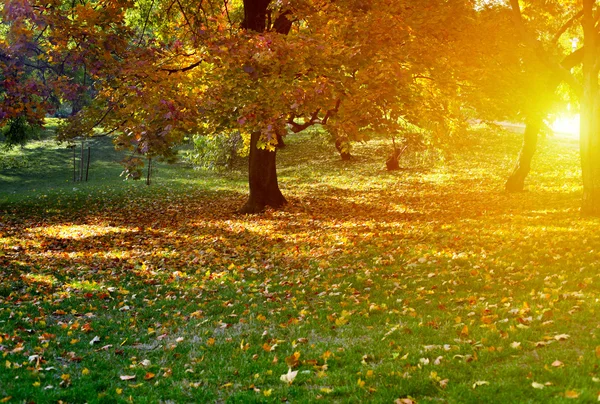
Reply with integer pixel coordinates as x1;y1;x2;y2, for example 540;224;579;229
119;375;136;381
144;372;155;380
531;382;545;389
89;336;101;345
554;334;570;341
280;368;298;385
472;381;489;389
551;360;564;368
395;398;416;404
285;351;301;368
564;390;579;398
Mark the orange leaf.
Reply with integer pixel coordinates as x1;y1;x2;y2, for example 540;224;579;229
564;390;579;398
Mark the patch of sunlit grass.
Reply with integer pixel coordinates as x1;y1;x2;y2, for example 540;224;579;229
27;224;132;240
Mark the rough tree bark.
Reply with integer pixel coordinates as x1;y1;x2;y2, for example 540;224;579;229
239;0;289;213
240;132;287;213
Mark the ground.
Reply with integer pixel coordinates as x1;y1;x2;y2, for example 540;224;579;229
1;128;599;403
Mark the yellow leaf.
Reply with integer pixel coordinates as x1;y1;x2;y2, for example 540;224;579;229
285;351;301;368
1;397;12;403
256;314;266;322
320;388;333;393
357;378;365;388
596;346;600;358
32;382;40;387
144;372;155;380
565;390;579;398
460;325;469;337
207;338;215;346
366;370;374;378
472;380;489;389
60;374;71;381
82;368;90;375
116;388;123;395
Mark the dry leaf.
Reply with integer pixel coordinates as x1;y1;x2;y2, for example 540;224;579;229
551;360;564;368
564;390;579;398
119;375;136;381
395;398;416;404
280;368;298;385
472;380;489;389
531;382;545;389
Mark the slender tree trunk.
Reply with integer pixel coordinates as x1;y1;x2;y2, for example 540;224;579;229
239;132;287;213
240;0;288;213
505;119;540;192
503;47;583;192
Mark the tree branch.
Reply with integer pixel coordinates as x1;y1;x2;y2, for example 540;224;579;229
160;59;203;74
509;0;582;97
552;10;583;44
286;99;342;133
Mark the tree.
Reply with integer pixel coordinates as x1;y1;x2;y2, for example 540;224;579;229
503;0;600;214
3;0;478;212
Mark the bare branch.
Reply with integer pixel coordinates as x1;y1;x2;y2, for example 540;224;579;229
160;59;204;74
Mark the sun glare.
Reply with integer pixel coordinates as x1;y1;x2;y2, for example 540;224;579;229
551;114;580;139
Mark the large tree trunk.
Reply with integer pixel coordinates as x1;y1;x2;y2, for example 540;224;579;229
240;0;288;213
580;2;600;216
579;72;600;215
239;132;287;213
505;119;540;192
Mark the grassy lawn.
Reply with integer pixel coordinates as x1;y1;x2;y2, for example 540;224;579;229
1;126;599;403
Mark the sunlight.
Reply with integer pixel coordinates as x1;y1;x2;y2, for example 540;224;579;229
551;114;580;139
28;224;132;240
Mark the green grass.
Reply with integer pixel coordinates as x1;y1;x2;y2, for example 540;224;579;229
1;124;600;403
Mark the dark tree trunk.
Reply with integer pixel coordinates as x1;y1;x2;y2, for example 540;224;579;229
335;138;351;161
239;132;287;213
505;119;540;192
386;147;402;171
276;132;286;148
240;0;288;213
